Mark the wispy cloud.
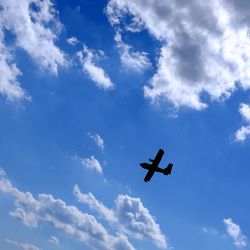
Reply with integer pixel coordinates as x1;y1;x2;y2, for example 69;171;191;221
2;0;67;74
0;39;28;101
235;103;250;142
238;103;250;122
74;184;169;249
114;32;151;72
77;45;114;90
202;226;219;235
223;218;247;247
81;155;103;174
6;238;41;250
0;0;67;100
235;126;250;142
49;236;60;245
67;37;79;46
88;133;105;150
74;185;115;222
0;169;135;250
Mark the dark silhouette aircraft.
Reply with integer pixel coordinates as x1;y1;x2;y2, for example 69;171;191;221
140;149;173;182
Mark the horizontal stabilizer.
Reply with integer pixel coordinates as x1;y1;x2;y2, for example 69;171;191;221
164;163;173;175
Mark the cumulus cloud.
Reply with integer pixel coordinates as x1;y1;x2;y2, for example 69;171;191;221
224;218;247;247
106;0;250;110
235;103;250;141
74;185;168;248
115;194;167;248
6;238;41;250
0;0;67;100
114;32;151;72
0;169;135;250
88;133;105;150
77;45;114;89
81;155;103;174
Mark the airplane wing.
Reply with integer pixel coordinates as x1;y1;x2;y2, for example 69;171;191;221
144;169;155;182
151;149;164;166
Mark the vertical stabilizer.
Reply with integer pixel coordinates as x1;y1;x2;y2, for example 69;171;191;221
164;163;173;175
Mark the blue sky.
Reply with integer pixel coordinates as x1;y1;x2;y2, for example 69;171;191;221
0;0;250;249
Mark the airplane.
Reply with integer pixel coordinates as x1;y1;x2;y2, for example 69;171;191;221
140;149;173;182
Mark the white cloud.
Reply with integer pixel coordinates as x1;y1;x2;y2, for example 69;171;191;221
6;238;41;250
1;0;67;74
0;169;135;250
239;103;250;122
0;28;28;101
114;32;151;72
223;218;247;247
67;37;79;46
106;0;250;110
235;125;250;142
88;133;105;150
74;185;115;222
115;194;168;248
74;185;168;249
202;226;219;235
235;103;250;142
77;46;114;90
49;236;60;245
0;0;67;100
81;156;103;174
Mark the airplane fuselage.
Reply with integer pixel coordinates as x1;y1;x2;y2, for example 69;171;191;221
140;163;165;173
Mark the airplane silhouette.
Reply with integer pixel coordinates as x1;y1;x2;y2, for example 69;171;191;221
140;149;173;182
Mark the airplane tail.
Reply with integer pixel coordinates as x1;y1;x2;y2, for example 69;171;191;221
164;163;173;175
